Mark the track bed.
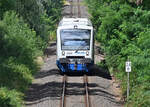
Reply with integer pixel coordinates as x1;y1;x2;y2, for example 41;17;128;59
60;74;91;107
25;0;123;107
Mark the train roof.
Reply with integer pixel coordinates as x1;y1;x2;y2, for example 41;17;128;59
58;18;92;27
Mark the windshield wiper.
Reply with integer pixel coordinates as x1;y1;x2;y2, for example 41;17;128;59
75;47;81;53
75;45;88;53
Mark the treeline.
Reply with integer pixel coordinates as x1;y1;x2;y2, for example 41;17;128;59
85;0;150;106
0;0;63;106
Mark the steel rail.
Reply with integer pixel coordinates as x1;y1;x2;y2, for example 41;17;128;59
60;74;91;107
70;0;73;18
77;0;81;18
60;75;67;107
84;74;91;107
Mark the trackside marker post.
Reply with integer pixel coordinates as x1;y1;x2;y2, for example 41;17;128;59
126;61;131;100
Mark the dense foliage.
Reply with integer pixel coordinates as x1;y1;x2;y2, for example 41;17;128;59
85;0;150;106
0;88;22;107
0;0;63;48
0;0;63;106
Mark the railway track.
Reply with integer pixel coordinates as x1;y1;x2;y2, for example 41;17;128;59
70;0;73;18
25;0;122;107
77;0;81;18
60;1;91;106
60;75;67;107
69;0;81;18
60;74;91;107
84;75;91;107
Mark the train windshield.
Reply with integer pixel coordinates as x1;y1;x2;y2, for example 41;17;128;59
60;29;91;50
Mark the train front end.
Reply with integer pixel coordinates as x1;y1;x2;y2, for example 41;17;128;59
56;18;94;73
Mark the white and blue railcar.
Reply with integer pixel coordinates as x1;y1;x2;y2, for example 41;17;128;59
56;18;94;73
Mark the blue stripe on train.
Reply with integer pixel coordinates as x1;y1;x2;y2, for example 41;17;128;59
68;64;87;71
56;60;89;72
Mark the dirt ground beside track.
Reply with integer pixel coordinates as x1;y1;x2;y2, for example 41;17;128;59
25;0;124;107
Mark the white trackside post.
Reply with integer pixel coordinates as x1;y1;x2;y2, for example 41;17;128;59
126;60;131;100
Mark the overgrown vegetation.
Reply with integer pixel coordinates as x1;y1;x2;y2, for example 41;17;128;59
0;0;63;106
85;0;150;106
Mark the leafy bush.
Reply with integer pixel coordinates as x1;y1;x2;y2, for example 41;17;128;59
0;0;63;106
0;11;41;72
0;11;40;106
0;88;22;107
0;0;63;48
0;57;33;91
86;0;150;106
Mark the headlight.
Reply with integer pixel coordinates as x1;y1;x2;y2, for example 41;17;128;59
62;51;65;56
86;51;89;56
